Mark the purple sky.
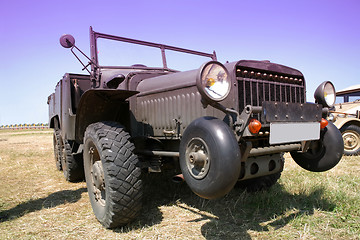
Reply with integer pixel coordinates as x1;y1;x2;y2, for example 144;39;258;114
0;0;359;125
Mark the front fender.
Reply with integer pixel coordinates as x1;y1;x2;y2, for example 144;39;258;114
75;89;138;142
333;117;360;129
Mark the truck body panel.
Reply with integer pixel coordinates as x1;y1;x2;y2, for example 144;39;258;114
48;73;91;140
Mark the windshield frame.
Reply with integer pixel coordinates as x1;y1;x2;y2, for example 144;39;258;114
89;26;217;71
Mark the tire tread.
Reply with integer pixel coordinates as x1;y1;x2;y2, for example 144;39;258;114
84;121;142;228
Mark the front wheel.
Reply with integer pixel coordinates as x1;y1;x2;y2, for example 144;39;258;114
83;121;142;228
340;124;360;155
179;117;241;199
291;121;344;172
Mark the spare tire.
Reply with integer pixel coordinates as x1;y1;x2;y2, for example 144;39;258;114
291;121;343;172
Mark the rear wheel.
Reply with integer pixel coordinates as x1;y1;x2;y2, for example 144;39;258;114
60;138;84;182
83;121;142;228
236;172;282;192
236;154;284;192
340;124;360;155
53;130;62;171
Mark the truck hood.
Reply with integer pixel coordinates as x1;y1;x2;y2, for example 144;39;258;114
136;69;198;96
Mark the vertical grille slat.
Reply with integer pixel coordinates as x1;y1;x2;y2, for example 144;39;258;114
237;67;305;111
242;80;246;109
245;81;251;106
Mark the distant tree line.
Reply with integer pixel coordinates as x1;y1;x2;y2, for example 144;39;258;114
0;123;49;129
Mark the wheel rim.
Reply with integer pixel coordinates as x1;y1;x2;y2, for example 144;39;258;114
303;139;325;159
343;130;360;152
88;143;106;207
185;138;210;179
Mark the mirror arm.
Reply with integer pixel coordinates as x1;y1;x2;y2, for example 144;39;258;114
70;45;99;80
60;34;100;88
82;62;91;71
70;47;91;75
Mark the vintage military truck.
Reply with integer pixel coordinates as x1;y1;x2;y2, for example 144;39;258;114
48;27;343;228
328;85;360;155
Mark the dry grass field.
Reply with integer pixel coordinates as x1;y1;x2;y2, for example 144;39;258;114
0;129;359;239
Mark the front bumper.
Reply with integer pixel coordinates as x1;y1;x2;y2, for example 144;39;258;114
238;101;327;144
261;101;322;123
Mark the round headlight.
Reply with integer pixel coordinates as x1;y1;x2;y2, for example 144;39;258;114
197;61;230;102
314;81;336;108
323;82;336;107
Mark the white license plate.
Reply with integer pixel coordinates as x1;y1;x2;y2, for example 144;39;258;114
269;122;320;145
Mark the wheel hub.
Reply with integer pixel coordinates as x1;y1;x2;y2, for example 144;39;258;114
185;138;210;179
343;130;360;151
89;146;106;205
92;161;104;189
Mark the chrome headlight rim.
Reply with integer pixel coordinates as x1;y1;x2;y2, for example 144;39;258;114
328;113;336;122
314;81;336;108
196;61;231;102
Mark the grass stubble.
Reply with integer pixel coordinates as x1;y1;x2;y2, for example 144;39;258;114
0;129;359;239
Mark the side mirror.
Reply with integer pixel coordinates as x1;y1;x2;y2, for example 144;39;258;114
59;32;99;80
59;34;75;48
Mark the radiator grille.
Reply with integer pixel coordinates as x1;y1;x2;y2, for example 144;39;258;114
236;67;305;111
